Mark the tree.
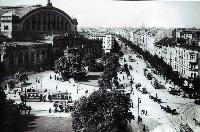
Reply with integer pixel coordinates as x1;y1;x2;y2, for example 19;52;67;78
192;77;200;92
8;80;15;90
55;50;87;80
83;54;104;72
98;54;120;91
72;90;131;132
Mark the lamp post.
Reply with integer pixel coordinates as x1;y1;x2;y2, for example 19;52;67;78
138;97;141;124
25;87;27;116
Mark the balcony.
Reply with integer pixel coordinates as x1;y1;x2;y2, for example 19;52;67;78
189;68;198;72
189;58;197;63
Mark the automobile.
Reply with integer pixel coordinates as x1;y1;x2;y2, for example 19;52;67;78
129;58;135;62
146;73;152;80
169;89;179;95
135;83;141;88
137;55;143;59
129;65;133;70
142;88;148;94
152;70;157;74
180;124;193;132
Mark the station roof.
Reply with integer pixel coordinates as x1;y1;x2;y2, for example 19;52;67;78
0;5;41;18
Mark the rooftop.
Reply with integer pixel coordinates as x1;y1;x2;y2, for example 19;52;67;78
0;5;41;18
155;37;200;51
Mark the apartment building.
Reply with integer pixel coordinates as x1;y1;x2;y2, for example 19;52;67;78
173;28;200;46
102;34;115;54
155;40;199;79
129;29;156;55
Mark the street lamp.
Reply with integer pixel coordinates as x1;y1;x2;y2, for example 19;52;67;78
138;97;141;124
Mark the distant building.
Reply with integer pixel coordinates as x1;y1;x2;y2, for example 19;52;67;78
88;34;105;41
102;34;115;54
129;28;159;55
172;28;200;46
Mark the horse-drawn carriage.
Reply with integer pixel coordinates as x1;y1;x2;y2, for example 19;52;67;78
160;105;178;115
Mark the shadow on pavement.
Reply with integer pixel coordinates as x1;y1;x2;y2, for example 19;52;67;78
80;74;100;82
0;115;38;132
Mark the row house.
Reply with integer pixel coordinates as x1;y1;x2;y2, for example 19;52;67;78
155;39;199;79
130;29;156;55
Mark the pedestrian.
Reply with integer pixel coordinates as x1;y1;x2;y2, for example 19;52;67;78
143;125;146;131
69;96;72;101
50;75;52;79
145;110;147;115
55;75;56;80
49;108;51;113
48;94;52;102
36;78;37;82
28;106;31;115
56;85;58;91
85;90;88;94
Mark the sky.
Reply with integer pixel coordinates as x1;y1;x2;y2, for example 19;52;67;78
0;0;200;28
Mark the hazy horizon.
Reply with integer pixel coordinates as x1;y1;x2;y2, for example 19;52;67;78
0;0;200;28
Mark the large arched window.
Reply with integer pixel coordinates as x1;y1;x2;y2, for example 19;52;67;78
36;51;40;59
43;14;46;31
57;16;60;30
42;50;46;59
25;20;30;31
65;21;68;31
47;50;50;59
61;19;64;29
24;52;29;64
32;17;36;30
18;52;23;64
31;52;34;62
9;52;14;65
37;14;41;31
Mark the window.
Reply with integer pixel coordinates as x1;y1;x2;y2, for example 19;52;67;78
48;13;51;30
57;16;60;30
9;53;14;65
37;18;41;31
32;17;36;30
4;25;9;30
31;52;34;62
194;73;196;78
36;51;40;59
43;16;46;31
190;55;195;60
18;52;23;64
24;53;29;64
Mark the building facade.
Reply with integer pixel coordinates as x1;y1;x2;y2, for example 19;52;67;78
0;1;103;77
155;42;199;79
0;1;78;41
102;34;115;54
173;28;200;46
